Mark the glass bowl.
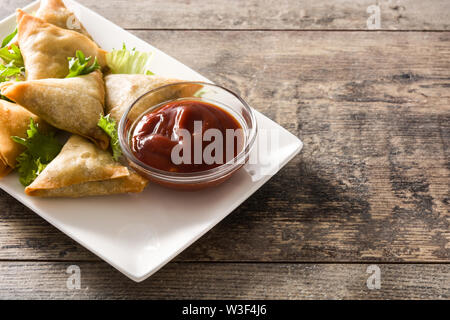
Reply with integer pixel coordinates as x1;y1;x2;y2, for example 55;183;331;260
118;82;258;190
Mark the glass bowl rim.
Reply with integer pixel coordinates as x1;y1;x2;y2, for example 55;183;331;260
118;81;258;182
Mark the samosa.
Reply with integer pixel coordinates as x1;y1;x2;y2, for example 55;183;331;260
16;9;106;80
36;0;93;39
104;74;201;122
0;100;48;178
0;70;109;150
25;135;148;197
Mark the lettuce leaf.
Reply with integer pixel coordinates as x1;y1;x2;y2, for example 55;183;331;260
98;114;122;161
0;61;23;82
0;27;24;70
1;27;17;48
14;153;46;187
0;61;24;102
66;50;100;78
0;27;25;97
0;44;24;67
106;44;154;75
11;119;62;186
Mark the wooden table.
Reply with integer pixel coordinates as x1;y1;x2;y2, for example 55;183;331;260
0;0;449;299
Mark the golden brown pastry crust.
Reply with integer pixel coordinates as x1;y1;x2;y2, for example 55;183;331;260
0;100;47;178
0;165;13;178
27;172;148;198
0;71;109;150
25;135;148;197
104;74;201;122
36;0;93;39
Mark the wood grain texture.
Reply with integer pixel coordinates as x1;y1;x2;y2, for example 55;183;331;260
1;0;449;30
0;31;448;263
0;0;449;300
0;262;448;299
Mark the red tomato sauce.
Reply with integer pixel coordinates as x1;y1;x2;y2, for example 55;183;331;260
131;100;243;173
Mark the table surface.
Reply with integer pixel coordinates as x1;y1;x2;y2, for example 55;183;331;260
0;0;449;299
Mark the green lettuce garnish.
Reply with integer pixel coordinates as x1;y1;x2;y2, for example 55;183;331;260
106;44;153;75
11;119;62;186
98;114;122;161
66;50;100;78
1;28;17;48
0;63;23;101
0;27;24;68
0;62;23;101
0;32;24;102
0;61;23;82
14;153;46;187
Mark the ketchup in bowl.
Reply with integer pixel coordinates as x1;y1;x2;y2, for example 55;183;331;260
131;99;244;173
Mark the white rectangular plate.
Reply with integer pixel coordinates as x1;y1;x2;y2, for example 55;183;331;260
0;0;303;282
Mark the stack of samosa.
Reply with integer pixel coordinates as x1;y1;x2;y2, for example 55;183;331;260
0;1;199;198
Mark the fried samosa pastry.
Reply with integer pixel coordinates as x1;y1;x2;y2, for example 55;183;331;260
104;74;201;122
16;9;106;80
36;0;93;39
0;100;47;178
25;135;148;197
0;71;109;150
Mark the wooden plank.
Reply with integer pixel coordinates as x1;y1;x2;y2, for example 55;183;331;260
0;262;448;299
1;0;449;30
0;31;448;263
